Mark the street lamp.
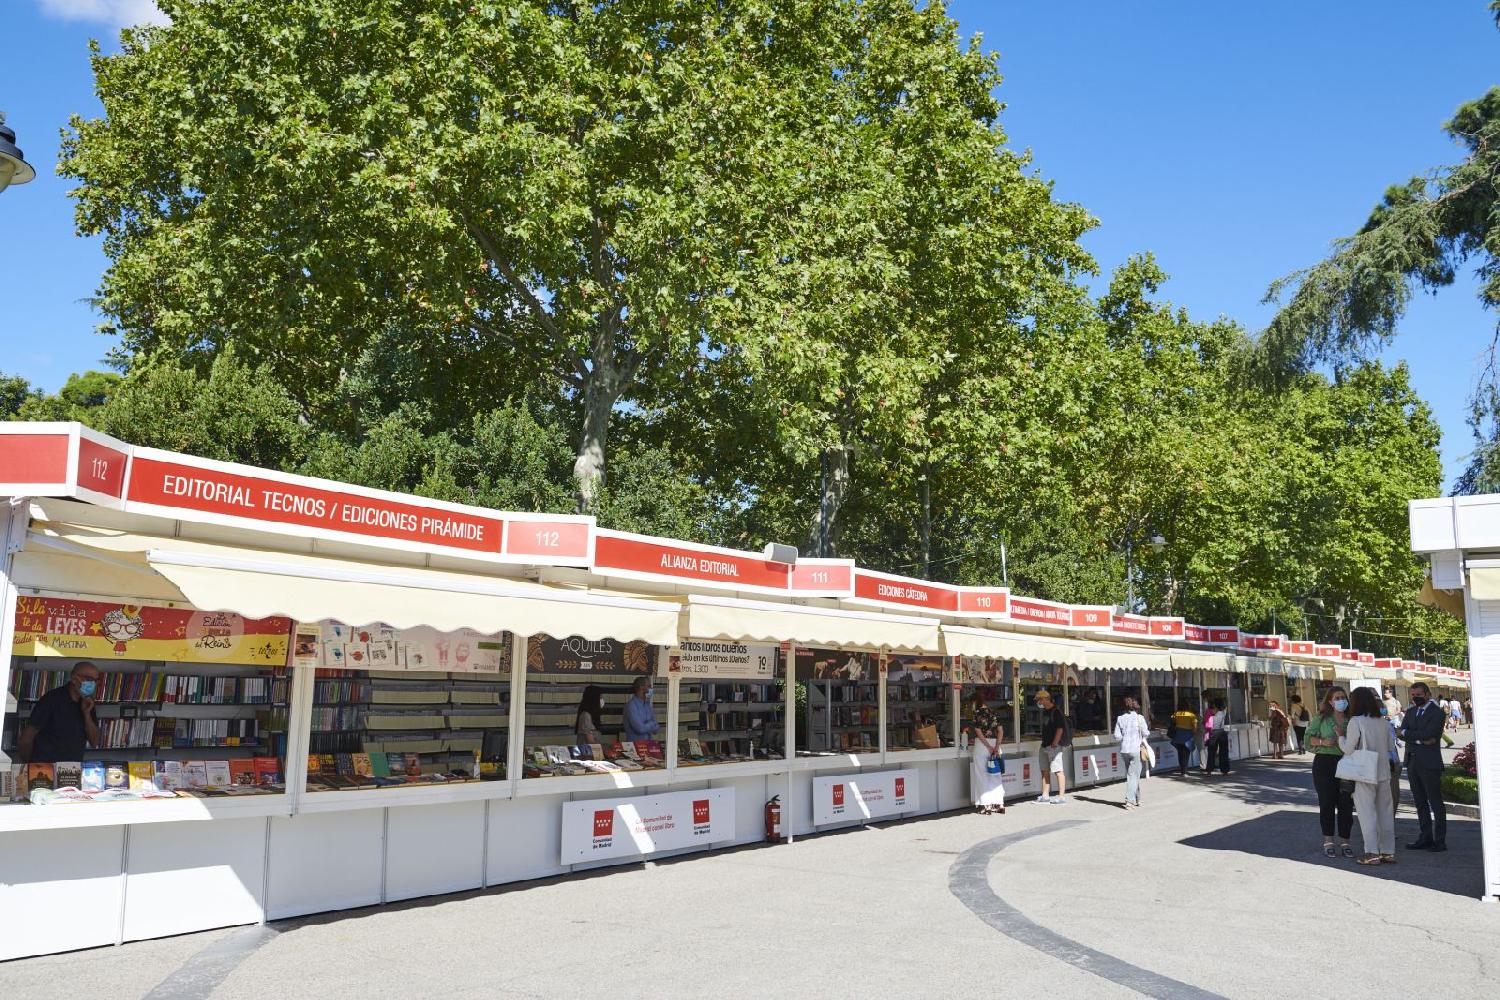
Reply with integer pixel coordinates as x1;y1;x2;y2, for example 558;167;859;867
0;116;36;194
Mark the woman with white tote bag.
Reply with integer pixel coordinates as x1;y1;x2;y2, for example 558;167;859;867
1338;687;1396;865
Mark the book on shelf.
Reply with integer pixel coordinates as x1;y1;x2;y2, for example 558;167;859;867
205;760;232;788
253;756;281;786
82;760;106;792
154;760;182;791
127;761;156;790
26;763;54;790
54;761;82;790
181;761;207;788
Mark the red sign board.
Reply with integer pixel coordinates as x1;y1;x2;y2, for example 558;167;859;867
1071;606;1112;629
0;432;69;486
1316;645;1342;659
851;569;959;613
593;810;614;837
1112;614;1150;636
1341;649;1360;662
76;434;128;499
957;587;1009;616
593;531;789;591
1149;617;1185;638
791;560;855;596
504;519;591;559
1011;596;1072;627
1358;652;1375;665
1287;640;1316;656
692;799;710;825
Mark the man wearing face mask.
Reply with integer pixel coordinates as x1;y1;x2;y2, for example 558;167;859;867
17;662;104;763
1397;682;1446;852
622;675;660;743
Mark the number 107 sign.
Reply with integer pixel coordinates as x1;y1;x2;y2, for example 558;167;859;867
669;640;777;679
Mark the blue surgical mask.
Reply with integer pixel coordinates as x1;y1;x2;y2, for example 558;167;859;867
1333;698;1348;712
78;679;97;697
643;688;654;700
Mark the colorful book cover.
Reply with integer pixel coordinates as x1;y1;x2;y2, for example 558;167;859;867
351;753;373;777
253;756;281;786
82;760;107;792
230;759;258;785
403;754;421;777
205;760;232;788
182;761;209;788
27;763;55;790
104;761;129;790
154;761;183;791
304;754;322;776
334;753;355;776
620;741;639;759
53;761;83;790
369;752;390;777
127;761;156;790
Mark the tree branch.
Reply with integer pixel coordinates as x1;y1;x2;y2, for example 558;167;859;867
465;220;590;383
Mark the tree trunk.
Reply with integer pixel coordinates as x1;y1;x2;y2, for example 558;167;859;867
807;445;850;557
574;369;614;513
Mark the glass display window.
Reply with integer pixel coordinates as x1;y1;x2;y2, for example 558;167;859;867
956;656;1013;745
1107;670;1143;725
675;641;785;766
886;654;949;751
4;595;297;805
1145;670;1175;727
796;648;878;754
1018;662;1065;739
1068;668;1109;735
521;634;664;778
299;622;510;792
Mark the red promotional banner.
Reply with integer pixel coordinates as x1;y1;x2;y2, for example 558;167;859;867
128;455;509;556
593;531;790;591
1011;597;1072;627
851;570;959;613
1112;614;1150;637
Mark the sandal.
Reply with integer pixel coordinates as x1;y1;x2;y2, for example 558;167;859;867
1340;844;1355;859
1379;854;1397;864
1357;855;1382;866
1323;844;1337;858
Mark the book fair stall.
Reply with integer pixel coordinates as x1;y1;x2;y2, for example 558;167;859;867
0;421;1471;957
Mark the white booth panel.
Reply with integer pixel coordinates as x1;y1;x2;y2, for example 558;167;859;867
124;816;266;941
384;800;485;902
0;825;125;961
934;756;966;812
486;795;566;886
267;809;384;919
715;774;770;846
1472;598;1500;900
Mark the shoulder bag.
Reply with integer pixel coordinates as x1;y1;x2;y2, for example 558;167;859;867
1334;722;1380;783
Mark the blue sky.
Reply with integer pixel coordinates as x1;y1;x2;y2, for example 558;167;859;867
2;1;1496;490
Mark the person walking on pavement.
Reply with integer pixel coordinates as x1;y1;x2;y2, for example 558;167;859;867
1306;686;1356;859
1340;687;1397;865
1398;682;1447;853
1169;706;1196;777
1288;694;1310;756
1113;696;1151;810
1208;699;1231;775
1035;690;1071;804
1382;688;1402;720
1268;701;1290;759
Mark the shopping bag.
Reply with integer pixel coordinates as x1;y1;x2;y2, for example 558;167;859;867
1286;728;1299;752
913;723;940;749
1335;748;1379;784
985;756;1002;774
1140;742;1156;768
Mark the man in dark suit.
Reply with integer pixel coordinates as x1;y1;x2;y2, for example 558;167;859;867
1398;682;1447;852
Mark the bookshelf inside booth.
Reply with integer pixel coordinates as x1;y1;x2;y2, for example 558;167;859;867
953;656;1015;746
885;653;950;751
3;655;291;801
676;639;785;766
796;648;878;754
298;622;511;792
520;634;670;778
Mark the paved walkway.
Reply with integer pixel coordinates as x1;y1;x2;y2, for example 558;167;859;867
1;742;1493;999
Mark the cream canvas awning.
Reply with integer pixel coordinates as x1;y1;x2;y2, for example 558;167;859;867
940;626;1089;667
16;519;682;646
1169;649;1233;672
1085;642;1171;671
684;594;942;653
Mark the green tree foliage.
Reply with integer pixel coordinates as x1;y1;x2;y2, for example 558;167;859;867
14;370;120;422
1;373;37;417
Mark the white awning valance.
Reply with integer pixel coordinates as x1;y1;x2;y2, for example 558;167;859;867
684;595;941;653
1085;642;1171;671
940;626;1089;667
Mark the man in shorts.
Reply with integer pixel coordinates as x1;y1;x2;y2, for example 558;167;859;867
1036;690;1071;804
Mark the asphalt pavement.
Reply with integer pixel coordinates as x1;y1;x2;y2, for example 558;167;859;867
0;733;1493;1000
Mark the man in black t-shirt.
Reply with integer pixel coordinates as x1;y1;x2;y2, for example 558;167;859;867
1036;690;1071;804
18;662;103;763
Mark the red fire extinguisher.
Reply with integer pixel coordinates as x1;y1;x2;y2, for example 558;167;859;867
765;795;782;841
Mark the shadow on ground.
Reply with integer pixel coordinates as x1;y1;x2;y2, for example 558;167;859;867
1177;795;1485;899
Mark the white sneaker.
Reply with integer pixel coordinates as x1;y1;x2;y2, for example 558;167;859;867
1051;796;1067;804
1037;794;1051;804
